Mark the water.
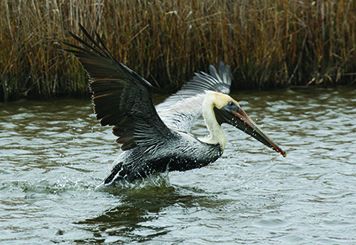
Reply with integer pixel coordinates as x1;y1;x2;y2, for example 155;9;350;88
0;88;355;244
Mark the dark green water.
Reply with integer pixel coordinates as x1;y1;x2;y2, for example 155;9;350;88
1;88;355;244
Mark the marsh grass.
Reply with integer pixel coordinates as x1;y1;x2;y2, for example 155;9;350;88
0;0;355;101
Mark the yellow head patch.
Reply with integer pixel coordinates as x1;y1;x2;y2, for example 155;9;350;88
208;91;239;109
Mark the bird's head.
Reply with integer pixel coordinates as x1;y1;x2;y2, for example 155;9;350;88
211;92;286;157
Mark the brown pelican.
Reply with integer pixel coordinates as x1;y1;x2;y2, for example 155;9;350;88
63;25;286;185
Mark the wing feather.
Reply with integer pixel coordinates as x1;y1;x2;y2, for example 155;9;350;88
157;62;232;132
63;24;176;151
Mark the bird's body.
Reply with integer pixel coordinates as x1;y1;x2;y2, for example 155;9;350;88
105;131;222;183
64;25;286;185
104;89;229;184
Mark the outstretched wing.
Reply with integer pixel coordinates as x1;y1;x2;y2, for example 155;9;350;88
63;24;176;151
156;62;232;132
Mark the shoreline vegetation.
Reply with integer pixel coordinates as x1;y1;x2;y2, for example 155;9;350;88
0;0;355;102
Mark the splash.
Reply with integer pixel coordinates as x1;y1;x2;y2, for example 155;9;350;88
96;172;172;195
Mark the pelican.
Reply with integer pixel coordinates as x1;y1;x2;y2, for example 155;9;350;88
64;25;286;185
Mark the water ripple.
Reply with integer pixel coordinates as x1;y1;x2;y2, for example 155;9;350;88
1;88;356;243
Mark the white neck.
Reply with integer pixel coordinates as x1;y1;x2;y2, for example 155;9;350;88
198;93;227;150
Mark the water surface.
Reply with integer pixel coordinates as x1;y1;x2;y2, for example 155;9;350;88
1;88;355;244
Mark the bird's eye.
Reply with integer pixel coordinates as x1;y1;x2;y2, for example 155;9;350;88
228;101;234;107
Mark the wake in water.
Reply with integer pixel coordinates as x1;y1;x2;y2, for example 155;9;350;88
95;171;172;194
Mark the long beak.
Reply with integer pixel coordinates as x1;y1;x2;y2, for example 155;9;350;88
215;105;286;157
231;108;286;157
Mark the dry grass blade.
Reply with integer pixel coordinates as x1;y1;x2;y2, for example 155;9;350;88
0;0;355;101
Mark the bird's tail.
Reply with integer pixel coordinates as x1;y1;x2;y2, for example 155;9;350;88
104;162;125;185
104;162;149;185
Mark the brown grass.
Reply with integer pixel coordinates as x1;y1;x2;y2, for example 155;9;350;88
0;0;355;101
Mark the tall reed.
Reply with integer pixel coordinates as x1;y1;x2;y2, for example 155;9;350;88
0;0;355;101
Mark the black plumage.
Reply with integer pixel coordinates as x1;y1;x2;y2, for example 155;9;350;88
64;24;176;152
